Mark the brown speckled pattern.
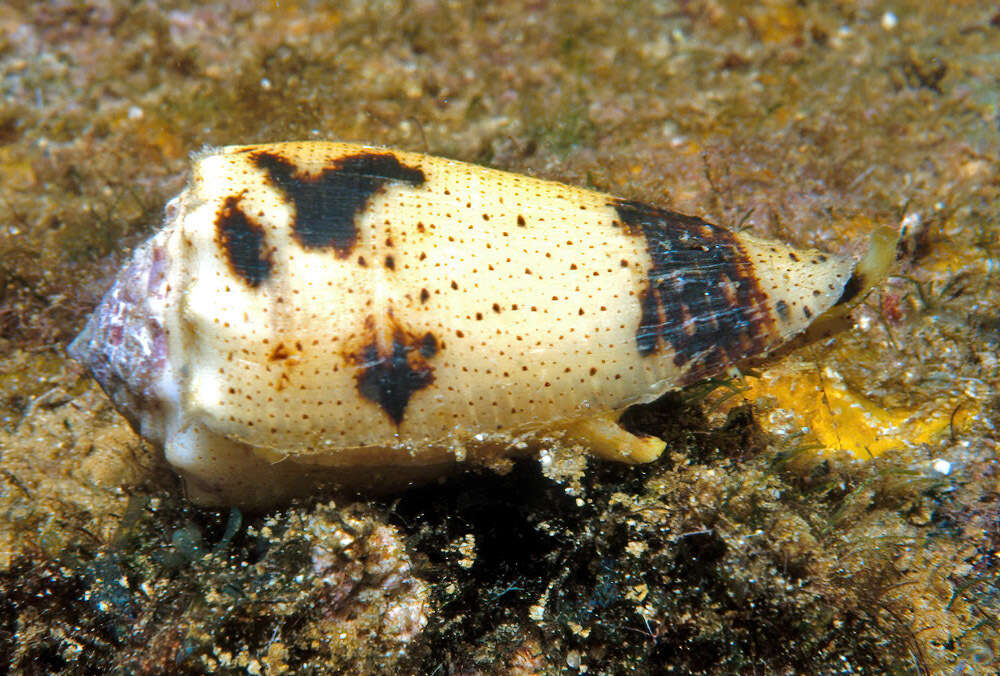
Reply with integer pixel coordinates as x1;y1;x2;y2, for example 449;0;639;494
163;142;855;451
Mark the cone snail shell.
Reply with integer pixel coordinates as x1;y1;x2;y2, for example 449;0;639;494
69;142;895;507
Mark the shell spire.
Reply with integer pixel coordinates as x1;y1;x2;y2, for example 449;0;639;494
69;228;175;447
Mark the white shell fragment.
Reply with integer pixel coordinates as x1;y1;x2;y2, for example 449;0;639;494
68;142;895;507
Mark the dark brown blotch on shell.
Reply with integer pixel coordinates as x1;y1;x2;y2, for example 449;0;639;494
353;327;437;425
418;332;438;359
613;199;777;384
775;299;790;321
215;195;273;287
833;269;864;307
250;150;425;257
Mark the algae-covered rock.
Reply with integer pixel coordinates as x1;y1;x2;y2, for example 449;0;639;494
1;498;427;673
